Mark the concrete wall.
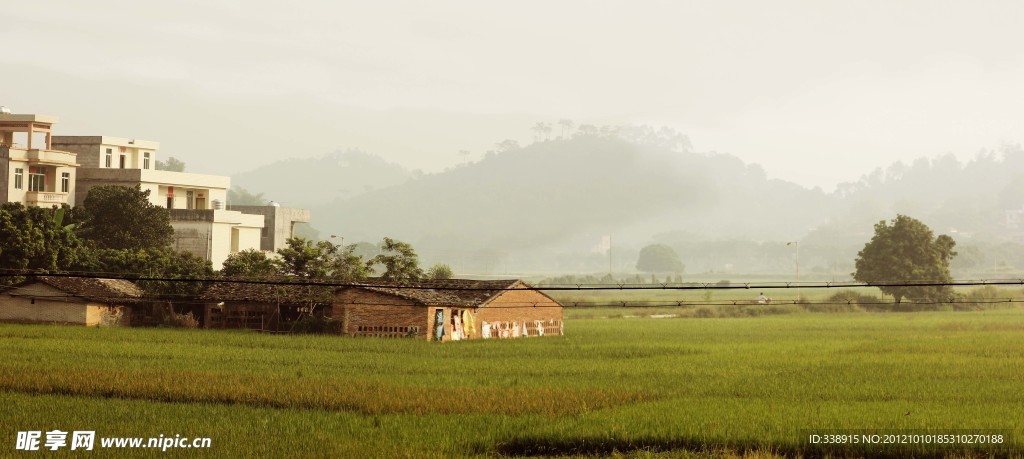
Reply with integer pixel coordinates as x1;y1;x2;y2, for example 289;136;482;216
76;169;229;209
49;138;102;168
170;221;213;262
226;205;311;251
169;210;264;270
236;225;262;254
52;136;158;170
168;220;233;269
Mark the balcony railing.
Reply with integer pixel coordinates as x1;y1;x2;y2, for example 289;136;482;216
26;191;70;206
5;148;78;166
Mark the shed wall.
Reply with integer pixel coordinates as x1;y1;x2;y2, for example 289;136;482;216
474;288;564;338
335;289;434;339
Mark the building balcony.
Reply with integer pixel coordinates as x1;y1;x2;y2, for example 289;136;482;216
26;191;70;206
6;147;79;166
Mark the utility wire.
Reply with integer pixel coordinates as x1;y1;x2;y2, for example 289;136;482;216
2;269;1024;291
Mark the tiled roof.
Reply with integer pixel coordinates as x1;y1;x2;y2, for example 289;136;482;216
34;276;144;303
348;278;524;307
199;278;528;307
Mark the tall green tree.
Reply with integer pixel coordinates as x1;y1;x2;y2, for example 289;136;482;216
853;214;957;303
636;244;684;273
276;237;328;279
324;243;373;282
78;185;174;250
220;249;278;279
0;203;85;284
274;237;371;281
368;237;423;283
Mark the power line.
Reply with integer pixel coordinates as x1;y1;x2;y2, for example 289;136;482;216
8;290;1023;309
3;270;1024;291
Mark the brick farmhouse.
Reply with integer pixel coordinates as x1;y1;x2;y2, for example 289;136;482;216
335;279;563;341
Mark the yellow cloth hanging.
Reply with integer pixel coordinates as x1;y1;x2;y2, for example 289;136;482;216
464;310;476;336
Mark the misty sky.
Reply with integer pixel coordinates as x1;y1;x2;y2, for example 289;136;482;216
4;0;1023;191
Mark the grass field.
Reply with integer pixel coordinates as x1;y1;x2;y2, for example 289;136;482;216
551;286;1024;319
1;308;1023;458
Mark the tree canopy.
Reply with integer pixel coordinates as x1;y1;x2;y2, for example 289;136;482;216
78;185;174;250
220;248;278;279
272;237;372;282
426;263;453;280
155;156;185;172
0;203;85;285
369;237;423;283
636;244;684;273
853;214;957;303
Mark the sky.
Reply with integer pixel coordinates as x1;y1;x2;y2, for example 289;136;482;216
3;0;1023;191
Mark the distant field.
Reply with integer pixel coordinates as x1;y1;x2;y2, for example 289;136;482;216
1;310;1023;457
549;285;1024;319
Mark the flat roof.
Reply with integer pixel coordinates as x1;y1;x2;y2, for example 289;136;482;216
52;135;159;150
0;114;60;124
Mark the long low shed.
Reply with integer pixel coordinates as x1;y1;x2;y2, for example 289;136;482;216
335;279;563;341
0;276;141;326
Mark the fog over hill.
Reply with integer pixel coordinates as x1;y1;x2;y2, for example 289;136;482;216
232;149;411;207
233;135;1024;275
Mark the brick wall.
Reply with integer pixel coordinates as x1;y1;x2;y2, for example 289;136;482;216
473;288;564;338
332;286;564;342
334;289;436;340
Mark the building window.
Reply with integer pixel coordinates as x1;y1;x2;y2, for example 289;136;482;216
143;152;150;169
28;167;46;192
120;155;126;169
105;148;112;168
186;190;194;210
14;168;23;189
61;172;70;193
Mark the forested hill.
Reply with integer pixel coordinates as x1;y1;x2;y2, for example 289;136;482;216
311;136;831;258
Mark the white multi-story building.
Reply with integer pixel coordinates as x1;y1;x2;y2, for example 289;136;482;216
1;110;317;270
50;134;264;268
50;135;264;270
52;136;229;210
0;113;79;207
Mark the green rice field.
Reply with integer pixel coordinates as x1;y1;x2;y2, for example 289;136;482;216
1;307;1023;457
